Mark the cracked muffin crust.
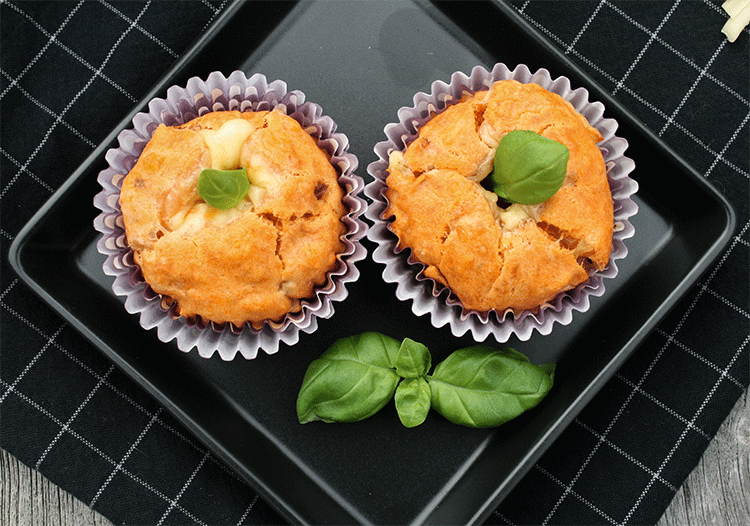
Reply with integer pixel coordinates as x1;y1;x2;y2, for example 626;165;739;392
384;80;613;313
119;109;345;328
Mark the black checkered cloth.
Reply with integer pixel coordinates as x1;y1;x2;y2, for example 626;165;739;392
1;1;748;525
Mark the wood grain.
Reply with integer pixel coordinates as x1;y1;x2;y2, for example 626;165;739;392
658;389;750;526
1;450;112;526
2;390;748;525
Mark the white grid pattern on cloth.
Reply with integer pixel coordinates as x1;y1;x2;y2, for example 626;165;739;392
0;0;149;201
34;363;117;469
608;1;681;96
87;407;164;507
0;141;59;197
655;327;747;391
0;319;65;406
98;0;179;58
0;1;747;525
156;450;212;526
614;373;712;441
654;32;727;138
0;69;97;148
0;0;87;100
606;0;746;104
0;0;138;102
622;336;749;524
563;0;607;54
0;281;257;524
705;109;750;178
1;374;223;525
573;419;678;492
0;281;216;461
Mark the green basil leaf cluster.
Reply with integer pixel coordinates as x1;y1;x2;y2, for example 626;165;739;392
296;332;555;429
489;130;569;205
197;167;250;210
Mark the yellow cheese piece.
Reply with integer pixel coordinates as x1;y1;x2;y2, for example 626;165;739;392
200;119;254;170
499;203;531;231
723;0;748;16
722;0;750;42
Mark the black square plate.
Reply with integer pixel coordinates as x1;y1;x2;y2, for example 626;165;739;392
9;1;736;524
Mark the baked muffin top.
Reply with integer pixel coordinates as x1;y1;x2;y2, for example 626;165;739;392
384;80;613;312
119;110;345;327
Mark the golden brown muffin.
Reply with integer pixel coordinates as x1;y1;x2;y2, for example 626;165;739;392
119;109;345;327
384;80;613;313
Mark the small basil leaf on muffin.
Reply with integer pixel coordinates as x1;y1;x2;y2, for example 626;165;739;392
296;332;402;423
395;377;431;428
427;346;555;428
395;337;431;378
197;167;251;210
490;130;569;205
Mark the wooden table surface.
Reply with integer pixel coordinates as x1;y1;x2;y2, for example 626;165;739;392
2;390;748;525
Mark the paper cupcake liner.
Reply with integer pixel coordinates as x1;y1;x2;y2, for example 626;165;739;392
364;63;638;343
94;71;367;360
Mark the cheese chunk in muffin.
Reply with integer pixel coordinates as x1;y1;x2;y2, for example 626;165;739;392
384;80;613;313
119;110;345;327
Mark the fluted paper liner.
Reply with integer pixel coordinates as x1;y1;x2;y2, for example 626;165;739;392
94;71;367;360
364;63;638;343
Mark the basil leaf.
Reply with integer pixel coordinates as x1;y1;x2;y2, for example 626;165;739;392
395;377;431;428
427;346;554;428
296;332;402;424
395;338;431;378
490;130;569;205
197;167;250;209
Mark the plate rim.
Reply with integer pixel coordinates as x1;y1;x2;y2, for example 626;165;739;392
7;1;738;524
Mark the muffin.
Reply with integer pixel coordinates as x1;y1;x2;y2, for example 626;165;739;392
95;71;366;359
383;79;612;313
365;63;637;342
119;109;346;328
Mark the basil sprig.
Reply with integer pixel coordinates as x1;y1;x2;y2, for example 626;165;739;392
489;130;569;205
197;167;250;210
296;332;555;428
